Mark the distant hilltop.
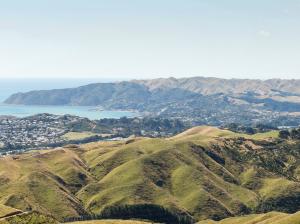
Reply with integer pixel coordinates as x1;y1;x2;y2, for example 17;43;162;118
134;76;300;95
6;77;300;105
4;76;300;126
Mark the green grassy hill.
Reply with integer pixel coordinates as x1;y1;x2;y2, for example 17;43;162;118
2;126;300;222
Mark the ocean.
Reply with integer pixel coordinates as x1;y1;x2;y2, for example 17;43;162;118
0;79;137;119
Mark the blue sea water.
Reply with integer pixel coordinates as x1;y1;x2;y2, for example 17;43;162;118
0;79;137;119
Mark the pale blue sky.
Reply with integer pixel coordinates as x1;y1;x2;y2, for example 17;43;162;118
0;0;300;80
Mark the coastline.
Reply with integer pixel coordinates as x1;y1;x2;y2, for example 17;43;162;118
0;103;139;120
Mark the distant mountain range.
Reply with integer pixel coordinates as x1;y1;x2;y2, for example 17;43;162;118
5;77;300;126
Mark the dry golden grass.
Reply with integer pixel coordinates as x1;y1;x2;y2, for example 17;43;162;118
0;204;20;218
198;211;300;224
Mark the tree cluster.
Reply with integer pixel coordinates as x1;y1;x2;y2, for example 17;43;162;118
223;123;278;135
63;204;194;224
279;128;300;139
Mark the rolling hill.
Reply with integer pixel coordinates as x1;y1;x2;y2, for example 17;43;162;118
66;211;300;224
198;211;300;224
66;221;151;224
65;212;300;224
1;126;300;223
4;77;300;126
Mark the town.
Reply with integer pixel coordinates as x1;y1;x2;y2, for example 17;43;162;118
0;114;87;155
0;113;187;155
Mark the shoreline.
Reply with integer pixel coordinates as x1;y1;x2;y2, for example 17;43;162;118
0;104;139;120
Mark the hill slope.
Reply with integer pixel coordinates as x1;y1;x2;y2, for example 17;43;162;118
66;220;151;224
1;127;300;222
0;212;58;224
0;204;21;218
198;211;300;224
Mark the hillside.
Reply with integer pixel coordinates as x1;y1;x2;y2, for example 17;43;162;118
66;221;151;224
0;204;21;219
198;211;300;224
4;77;300;126
134;77;300;96
0;212;58;224
2;126;300;222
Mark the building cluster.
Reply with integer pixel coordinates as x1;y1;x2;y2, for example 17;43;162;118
0;114;83;155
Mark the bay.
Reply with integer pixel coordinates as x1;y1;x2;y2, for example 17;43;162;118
0;104;137;119
0;79;137;119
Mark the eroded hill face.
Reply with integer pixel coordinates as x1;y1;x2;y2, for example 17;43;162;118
0;127;300;222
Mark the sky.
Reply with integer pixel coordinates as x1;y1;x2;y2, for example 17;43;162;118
0;0;300;80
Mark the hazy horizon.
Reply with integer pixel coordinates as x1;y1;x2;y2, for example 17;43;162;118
1;0;300;80
0;75;299;81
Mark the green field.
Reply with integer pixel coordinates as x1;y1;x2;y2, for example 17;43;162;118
62;132;99;140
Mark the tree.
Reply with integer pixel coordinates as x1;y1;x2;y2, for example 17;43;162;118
279;130;290;139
